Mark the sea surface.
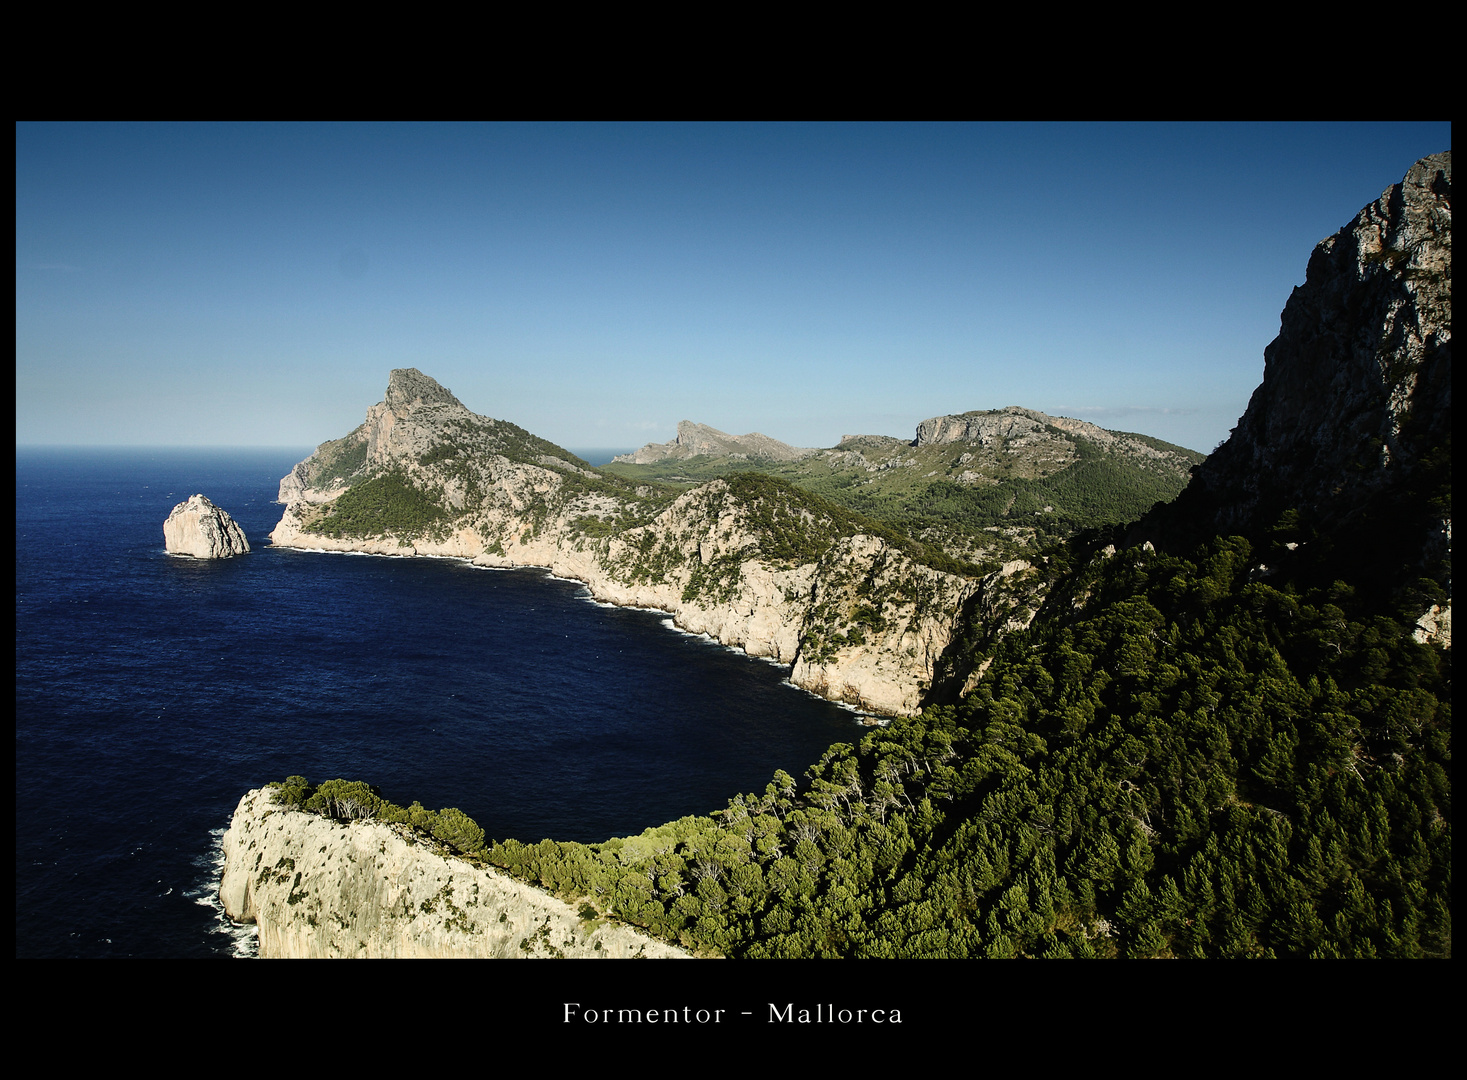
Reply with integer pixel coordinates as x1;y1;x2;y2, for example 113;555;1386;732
15;448;861;958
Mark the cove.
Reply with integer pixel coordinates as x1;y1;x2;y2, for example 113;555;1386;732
15;449;857;956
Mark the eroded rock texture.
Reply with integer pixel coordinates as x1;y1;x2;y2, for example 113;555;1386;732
163;494;250;558
1193;152;1450;535
1149;152;1450;641
220;788;689;959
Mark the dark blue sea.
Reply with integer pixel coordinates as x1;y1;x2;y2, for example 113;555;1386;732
15;449;861;958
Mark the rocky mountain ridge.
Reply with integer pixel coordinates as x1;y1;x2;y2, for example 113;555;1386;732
614;421;818;464
269;367;1063;716
242;152;1450;961
605;405;1202;566
1143;152;1451;642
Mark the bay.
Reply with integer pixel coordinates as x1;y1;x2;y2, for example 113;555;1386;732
14;448;859;958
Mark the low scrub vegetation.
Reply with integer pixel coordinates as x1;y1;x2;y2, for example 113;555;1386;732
268;776;486;856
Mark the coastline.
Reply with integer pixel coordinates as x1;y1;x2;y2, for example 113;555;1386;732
266;495;988;717
266;539;892;724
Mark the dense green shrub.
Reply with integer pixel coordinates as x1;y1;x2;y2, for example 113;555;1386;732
474;530;1449;959
267;777;487;856
315;470;447;538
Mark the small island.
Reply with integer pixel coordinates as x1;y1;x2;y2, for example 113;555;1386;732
164;494;250;558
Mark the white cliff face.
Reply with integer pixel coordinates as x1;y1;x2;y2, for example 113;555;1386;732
220;788;689;959
465;481;986;715
164;495;250;558
268;373;1015;716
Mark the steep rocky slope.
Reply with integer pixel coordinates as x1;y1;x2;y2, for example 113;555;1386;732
1144;151;1451;641
485;152;1450;959
164;494;251;558
221;788;688;958
270;372;1042;715
241;153;1450;961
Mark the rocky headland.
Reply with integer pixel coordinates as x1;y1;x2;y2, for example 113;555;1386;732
232;153;1450;961
266;152;1450;715
220;787;688;958
269;373;1051;716
164;494;250;558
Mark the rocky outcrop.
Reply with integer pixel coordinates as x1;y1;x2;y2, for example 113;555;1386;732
163;495;250;558
270;373;995;716
1186;152;1450;537
915;406;1190;466
614;421;818;464
279;369;481;505
1149;152;1451;630
220;788;689;958
272;468;989;715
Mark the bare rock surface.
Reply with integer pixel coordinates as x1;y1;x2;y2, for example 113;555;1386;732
270;374;994;715
1148;152;1451;637
1189;151;1451;536
163;494;250;558
614;421;818;464
220;788;690;959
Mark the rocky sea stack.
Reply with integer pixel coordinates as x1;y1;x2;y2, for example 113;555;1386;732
164;494;250;558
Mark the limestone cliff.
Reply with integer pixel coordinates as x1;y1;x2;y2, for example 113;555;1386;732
164;494;250;558
1189;152;1449;534
220;787;689;958
1147;151;1451;643
270;371;998;715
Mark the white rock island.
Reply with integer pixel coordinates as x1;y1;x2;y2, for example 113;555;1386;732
164;494;250;558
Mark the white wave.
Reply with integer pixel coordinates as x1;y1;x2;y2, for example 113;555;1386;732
186;825;258;958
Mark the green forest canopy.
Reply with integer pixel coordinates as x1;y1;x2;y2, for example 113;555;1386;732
276;527;1449;958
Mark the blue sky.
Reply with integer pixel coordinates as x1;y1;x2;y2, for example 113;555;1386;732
16;122;1451;454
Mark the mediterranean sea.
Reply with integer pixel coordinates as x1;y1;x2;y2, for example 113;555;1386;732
14;448;860;957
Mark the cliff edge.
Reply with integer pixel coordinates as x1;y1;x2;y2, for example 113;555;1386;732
220;788;690;958
268;371;1017;716
1143;151;1450;641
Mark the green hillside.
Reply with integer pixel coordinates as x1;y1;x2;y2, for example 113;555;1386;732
603;418;1203;562
282;525;1449;958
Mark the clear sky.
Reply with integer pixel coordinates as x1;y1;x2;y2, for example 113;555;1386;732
16;121;1451;454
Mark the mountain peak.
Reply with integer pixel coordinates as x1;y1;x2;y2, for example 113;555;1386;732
615;422;816;464
1142;152;1450;614
1186;151;1449;533
384;368;464;413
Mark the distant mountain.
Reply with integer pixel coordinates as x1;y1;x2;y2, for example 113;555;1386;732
605;405;1202;564
613;421;818;464
270;368;1028;718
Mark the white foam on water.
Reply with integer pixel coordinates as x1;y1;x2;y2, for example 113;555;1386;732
187;825;258;958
